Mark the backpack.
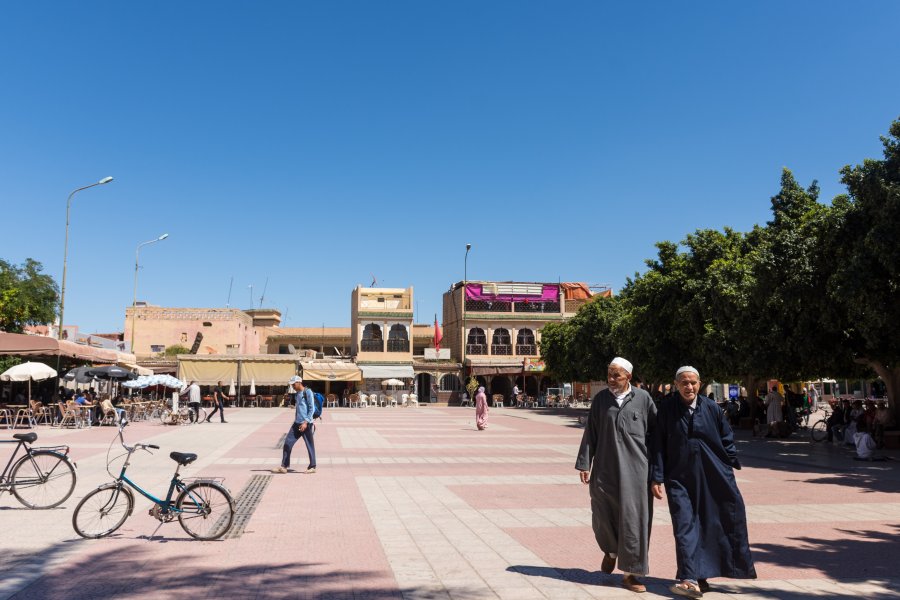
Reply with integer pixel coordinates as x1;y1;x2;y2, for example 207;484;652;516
312;391;326;419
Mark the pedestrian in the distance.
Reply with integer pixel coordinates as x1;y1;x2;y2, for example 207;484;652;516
206;381;227;423
651;366;756;598
475;386;489;430
185;381;202;423
272;375;317;474
576;357;657;593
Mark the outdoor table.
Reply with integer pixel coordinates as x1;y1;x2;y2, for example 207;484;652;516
260;396;274;408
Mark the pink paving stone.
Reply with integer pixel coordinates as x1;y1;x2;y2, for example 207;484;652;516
450;484;587;510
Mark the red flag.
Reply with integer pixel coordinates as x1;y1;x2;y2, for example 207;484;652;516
434;314;442;350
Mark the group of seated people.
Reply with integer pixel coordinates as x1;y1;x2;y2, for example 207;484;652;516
826;398;895;456
50;387;127;425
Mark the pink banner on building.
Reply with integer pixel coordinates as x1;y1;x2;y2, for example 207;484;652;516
465;284;559;303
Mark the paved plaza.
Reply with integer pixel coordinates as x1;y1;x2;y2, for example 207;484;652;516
1;405;898;599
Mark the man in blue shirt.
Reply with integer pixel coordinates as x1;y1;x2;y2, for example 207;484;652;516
273;375;317;474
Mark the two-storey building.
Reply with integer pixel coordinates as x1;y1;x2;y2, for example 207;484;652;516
351;286;416;390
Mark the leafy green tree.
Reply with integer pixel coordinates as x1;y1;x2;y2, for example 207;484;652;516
827;118;900;421
0;259;59;333
541;295;622;382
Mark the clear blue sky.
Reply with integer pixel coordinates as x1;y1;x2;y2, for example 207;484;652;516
1;2;898;334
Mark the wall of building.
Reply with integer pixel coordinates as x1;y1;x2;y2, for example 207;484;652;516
125;306;258;358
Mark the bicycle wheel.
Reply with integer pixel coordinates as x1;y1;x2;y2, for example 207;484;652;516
176;481;235;540
195;407;208;423
159;408;172;425
810;419;828;442
10;450;77;509
73;483;134;538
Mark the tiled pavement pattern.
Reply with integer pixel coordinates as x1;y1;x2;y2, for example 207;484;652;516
1;405;898;599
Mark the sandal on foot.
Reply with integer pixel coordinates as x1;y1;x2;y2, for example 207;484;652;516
670;580;703;598
698;579;710;593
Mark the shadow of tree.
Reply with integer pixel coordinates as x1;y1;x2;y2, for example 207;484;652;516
751;525;900;581
3;540;488;599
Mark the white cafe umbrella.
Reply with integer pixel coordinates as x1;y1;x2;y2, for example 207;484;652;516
1;362;58;402
381;378;404;387
249;379;256;396
228;379;236;396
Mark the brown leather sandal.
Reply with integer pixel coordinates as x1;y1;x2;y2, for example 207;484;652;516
669;580;703;598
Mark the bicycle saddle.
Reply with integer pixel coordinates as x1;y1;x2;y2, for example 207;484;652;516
169;452;198;466
13;432;37;443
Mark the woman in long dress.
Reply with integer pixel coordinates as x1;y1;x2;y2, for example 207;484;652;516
475;386;489;430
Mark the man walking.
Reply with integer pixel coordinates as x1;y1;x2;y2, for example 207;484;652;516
651;366;756;598
206;380;227;423
185;380;202;423
576;357;657;593
273;375;317;474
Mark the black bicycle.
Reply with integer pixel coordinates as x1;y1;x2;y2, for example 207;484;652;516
1;432;77;509
810;406;833;442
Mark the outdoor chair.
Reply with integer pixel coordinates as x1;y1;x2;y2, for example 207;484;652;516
358;393;368;408
492;394;504;408
526;396;537;408
349;393;360;408
401;393;408;406
30;401;53;426
99;400;119;426
459;393;472;407
56;401;78;428
408;393;419;408
387;395;397;408
326;394;339;408
0;408;11;429
12;405;33;429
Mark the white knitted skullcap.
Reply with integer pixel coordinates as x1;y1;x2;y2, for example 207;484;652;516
675;366;699;378
609;357;633;374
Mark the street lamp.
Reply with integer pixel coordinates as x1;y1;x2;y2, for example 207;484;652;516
58;176;114;339
131;233;169;354
462;243;472;386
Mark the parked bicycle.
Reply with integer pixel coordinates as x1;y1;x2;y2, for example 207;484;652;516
1;432;77;509
810;405;833;442
72;422;234;540
159;401;207;426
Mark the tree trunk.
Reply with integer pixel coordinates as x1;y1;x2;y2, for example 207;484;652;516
860;359;900;425
743;375;763;420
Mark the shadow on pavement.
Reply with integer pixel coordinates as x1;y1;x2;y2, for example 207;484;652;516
6;543;410;599
752;524;900;581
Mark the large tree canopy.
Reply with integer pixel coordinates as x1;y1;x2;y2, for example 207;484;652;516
0;258;58;333
541;117;900;419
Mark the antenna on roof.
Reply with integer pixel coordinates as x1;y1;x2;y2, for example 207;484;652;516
226;276;233;307
370;273;377;287
259;277;268;308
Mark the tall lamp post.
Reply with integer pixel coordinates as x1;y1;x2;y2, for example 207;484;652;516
131;233;169;354
59;176;114;339
462;243;471;388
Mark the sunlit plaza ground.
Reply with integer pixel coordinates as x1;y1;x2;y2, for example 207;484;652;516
2;405;899;600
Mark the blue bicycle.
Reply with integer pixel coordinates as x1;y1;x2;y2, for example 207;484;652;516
72;422;234;540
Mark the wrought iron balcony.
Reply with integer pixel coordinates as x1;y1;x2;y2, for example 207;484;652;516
361;339;383;352
491;344;512;355
466;344;487;355
465;300;512;312
513;301;560;313
516;344;537;356
387;339;410;352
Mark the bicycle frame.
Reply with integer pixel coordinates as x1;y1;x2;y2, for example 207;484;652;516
108;426;193;515
0;439;72;488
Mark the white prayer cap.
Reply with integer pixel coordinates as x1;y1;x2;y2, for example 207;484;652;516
609;357;633;374
675;366;699;378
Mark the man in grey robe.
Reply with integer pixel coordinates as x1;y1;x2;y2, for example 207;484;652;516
576;357;658;593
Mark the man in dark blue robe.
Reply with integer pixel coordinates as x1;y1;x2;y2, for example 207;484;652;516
650;366;756;598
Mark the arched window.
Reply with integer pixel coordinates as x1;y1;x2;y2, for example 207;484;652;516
466;328;487;355
361;324;383;352
491;328;511;355
440;374;461;391
387;324;409;352
516;328;536;355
